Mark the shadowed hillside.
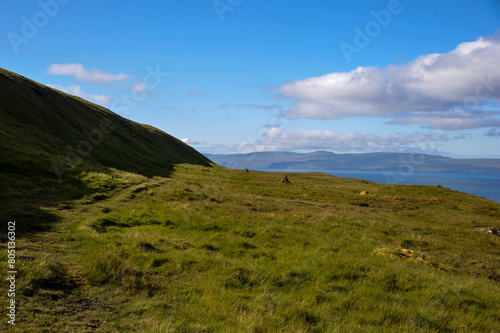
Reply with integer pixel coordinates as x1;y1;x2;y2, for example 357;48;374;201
0;68;212;235
1;69;500;332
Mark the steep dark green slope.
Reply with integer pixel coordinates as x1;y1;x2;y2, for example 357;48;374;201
0;69;500;332
0;68;212;234
0;68;211;178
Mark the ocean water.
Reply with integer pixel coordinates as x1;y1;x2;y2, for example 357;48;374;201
259;169;500;203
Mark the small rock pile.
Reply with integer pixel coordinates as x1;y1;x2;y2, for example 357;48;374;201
279;175;291;184
473;227;500;237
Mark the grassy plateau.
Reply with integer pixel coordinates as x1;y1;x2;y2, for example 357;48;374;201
1;68;500;332
2;165;500;332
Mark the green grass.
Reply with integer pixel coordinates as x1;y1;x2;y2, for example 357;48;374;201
2;164;500;332
0;67;211;182
1;68;500;331
0;66;211;237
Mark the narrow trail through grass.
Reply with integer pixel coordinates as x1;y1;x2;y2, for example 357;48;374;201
2;164;500;332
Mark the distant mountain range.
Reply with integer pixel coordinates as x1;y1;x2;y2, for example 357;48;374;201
206;151;500;174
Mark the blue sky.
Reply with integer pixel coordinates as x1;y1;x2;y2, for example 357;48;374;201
2;0;500;157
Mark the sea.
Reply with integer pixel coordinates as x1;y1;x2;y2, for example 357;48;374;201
257;169;500;203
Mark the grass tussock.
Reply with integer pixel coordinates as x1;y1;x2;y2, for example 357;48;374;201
1;165;500;332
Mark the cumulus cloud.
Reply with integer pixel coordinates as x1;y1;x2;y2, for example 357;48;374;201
47;63;128;83
280;35;500;121
47;84;112;106
388;110;500;130
181;138;206;145
230;127;447;153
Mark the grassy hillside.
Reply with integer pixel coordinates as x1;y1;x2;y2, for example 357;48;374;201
1;164;499;332
1;69;500;332
0;68;211;235
0;68;211;177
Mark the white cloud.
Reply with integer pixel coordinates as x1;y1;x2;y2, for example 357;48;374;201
181;138;206;145
47;84;112;106
230;127;447;153
132;82;148;93
47;63;128;83
388;110;500;130
280;35;500;121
